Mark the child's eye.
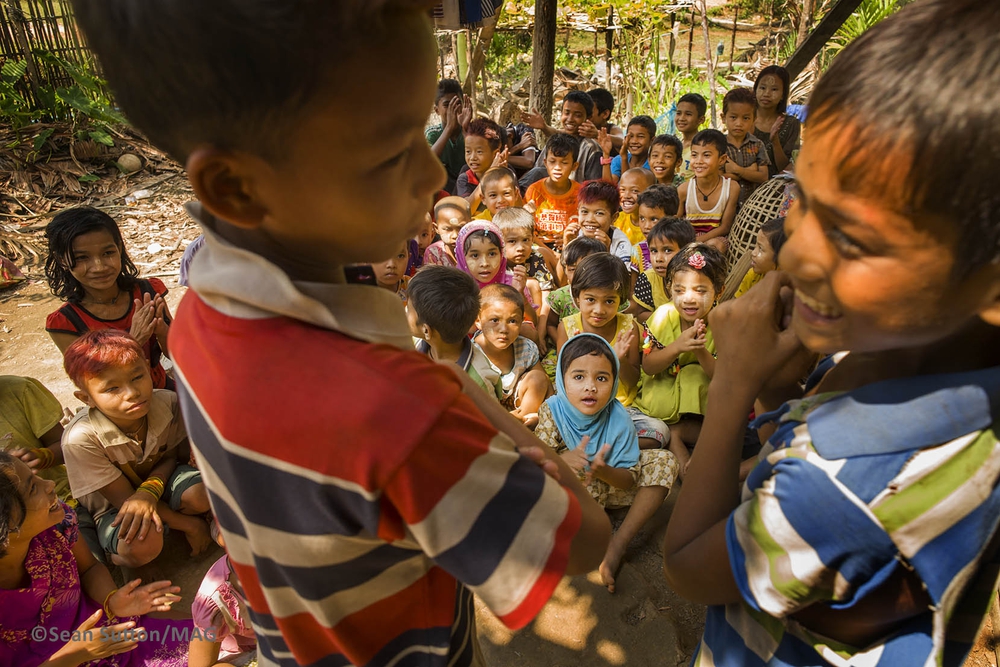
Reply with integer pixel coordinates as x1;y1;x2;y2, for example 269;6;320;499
573;373;584;381
826;227;866;256
378;147;411;170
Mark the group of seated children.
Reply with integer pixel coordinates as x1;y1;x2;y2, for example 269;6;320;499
0;205;258;666
393;92;794;589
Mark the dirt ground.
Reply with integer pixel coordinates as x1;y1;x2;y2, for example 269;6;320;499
1;181;998;667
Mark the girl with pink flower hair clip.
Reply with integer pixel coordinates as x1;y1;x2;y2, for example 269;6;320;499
632;243;728;474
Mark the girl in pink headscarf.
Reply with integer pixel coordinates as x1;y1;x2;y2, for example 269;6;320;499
455;221;541;321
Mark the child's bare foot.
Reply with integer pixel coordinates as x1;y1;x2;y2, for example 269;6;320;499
182;517;212;556
599;542;627;593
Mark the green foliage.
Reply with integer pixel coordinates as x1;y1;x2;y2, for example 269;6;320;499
0;49;125;130
820;0;906;67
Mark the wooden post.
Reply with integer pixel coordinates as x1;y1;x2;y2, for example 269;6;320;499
463;14;499;97
668;12;676;70
699;1;717;127
530;0;557;120
796;0;814;47
729;1;738;70
687;5;695;71
5;0;41;102
605;7;614;87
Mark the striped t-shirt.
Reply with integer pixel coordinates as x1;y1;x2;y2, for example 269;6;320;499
697;362;1000;666
172;210;581;667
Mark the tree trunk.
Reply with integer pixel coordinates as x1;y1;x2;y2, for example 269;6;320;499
699;1;717;127
530;0;557;120
796;0;814;47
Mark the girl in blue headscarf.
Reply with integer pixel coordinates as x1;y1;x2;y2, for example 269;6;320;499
535;333;678;594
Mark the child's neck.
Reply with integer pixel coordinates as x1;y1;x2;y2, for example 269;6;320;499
378;281;400;294
628;149;649;167
582;318;618;342
656;171;676;186
81;283;123;304
444;244;457;262
696;171;722;190
756;106;779;127
727;132;748;147
546;177;573;195
682;131;697;145
216;221;343;283
476;335;515;371
428;339;466;364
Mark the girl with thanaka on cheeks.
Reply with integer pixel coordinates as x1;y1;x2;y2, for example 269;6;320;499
734;217;786;298
629;217;697;321
665;5;1000;663
753;65;801;175
456;221;541;338
535;334;678;594
423;196;471;268
634;244;726;473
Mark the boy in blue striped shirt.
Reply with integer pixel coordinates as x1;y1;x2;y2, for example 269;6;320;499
663;1;1000;665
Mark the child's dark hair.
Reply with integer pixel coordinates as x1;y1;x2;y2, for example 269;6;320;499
666;243;727;294
577;180;620;212
562;236;607;268
480;167;517;193
754;66;791;113
0;451;26;560
570;253;631;303
637;184;679;216
560;335;617;379
436;78;462;102
651;133;683;157
722;87;757;116
562;90;595;118
408;266;480;344
760;217;787;262
45;206;139;303
691;129;728;157
808;0;1000;276
627;115;657;138
677;93;707;119
70;2;428;162
588;88;615;117
648;217;696;248
466;118;504;152
434;196;470;223
462;228;502;255
546;133;581;163
480;283;524;317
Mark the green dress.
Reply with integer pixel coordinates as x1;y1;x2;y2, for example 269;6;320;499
632;303;715;423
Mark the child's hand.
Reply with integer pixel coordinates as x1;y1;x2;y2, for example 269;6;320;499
110;578;182;617
518;446;560;481
113;492;163;545
524;200;537;215
562;221;581;248
597;128;613;157
129;296;157;346
588;228;612;249
444;95;461;131
522;108;546;130
513;132;536;153
491;148;509;170
708;272;805;395
613;326;636;360
152;295;171;340
677;320;707;352
769;115;785;141
8;447;43;470
179;516;212;557
578;119;600;139
589;444;613;478
54;610;141;662
457;95;473;131
510;264;528;292
562;440;591;476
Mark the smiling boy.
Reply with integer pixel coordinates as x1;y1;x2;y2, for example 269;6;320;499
70;2;611;666
674;93;707;181
522;91;604;187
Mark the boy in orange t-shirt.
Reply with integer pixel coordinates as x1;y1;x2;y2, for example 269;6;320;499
524;133;582;249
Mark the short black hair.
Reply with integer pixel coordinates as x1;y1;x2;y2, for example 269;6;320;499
667;243;727;294
480;283;525;317
480;167;518;193
691;129;728;156
466;118;504;152
723;87;757;116
588;88;615;116
437;78;463;102
651;133;683;156
677;93;707;119
45;206;139;304
562;91;595;118
647;217;696;248
408;265;480;344
627;115;657;138
760;217;787;263
808;0;1000;276
560;335;617;379
561;236;607;268
637;184;679;216
70;1;430;162
570;253;631;303
754;66;791;114
0;452;26;560
546;133;581;162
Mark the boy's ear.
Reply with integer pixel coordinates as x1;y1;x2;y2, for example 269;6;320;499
186;147;271;230
421;323;433;341
975;269;1000;328
73;389;95;408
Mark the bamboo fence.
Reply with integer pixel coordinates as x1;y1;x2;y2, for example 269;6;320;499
0;0;108;108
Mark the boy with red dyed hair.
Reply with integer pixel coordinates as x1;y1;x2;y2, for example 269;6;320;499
564;180;633;263
61;329;211;568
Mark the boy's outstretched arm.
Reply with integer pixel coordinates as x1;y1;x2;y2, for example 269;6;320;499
663;273;804;604
453;367;611;575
